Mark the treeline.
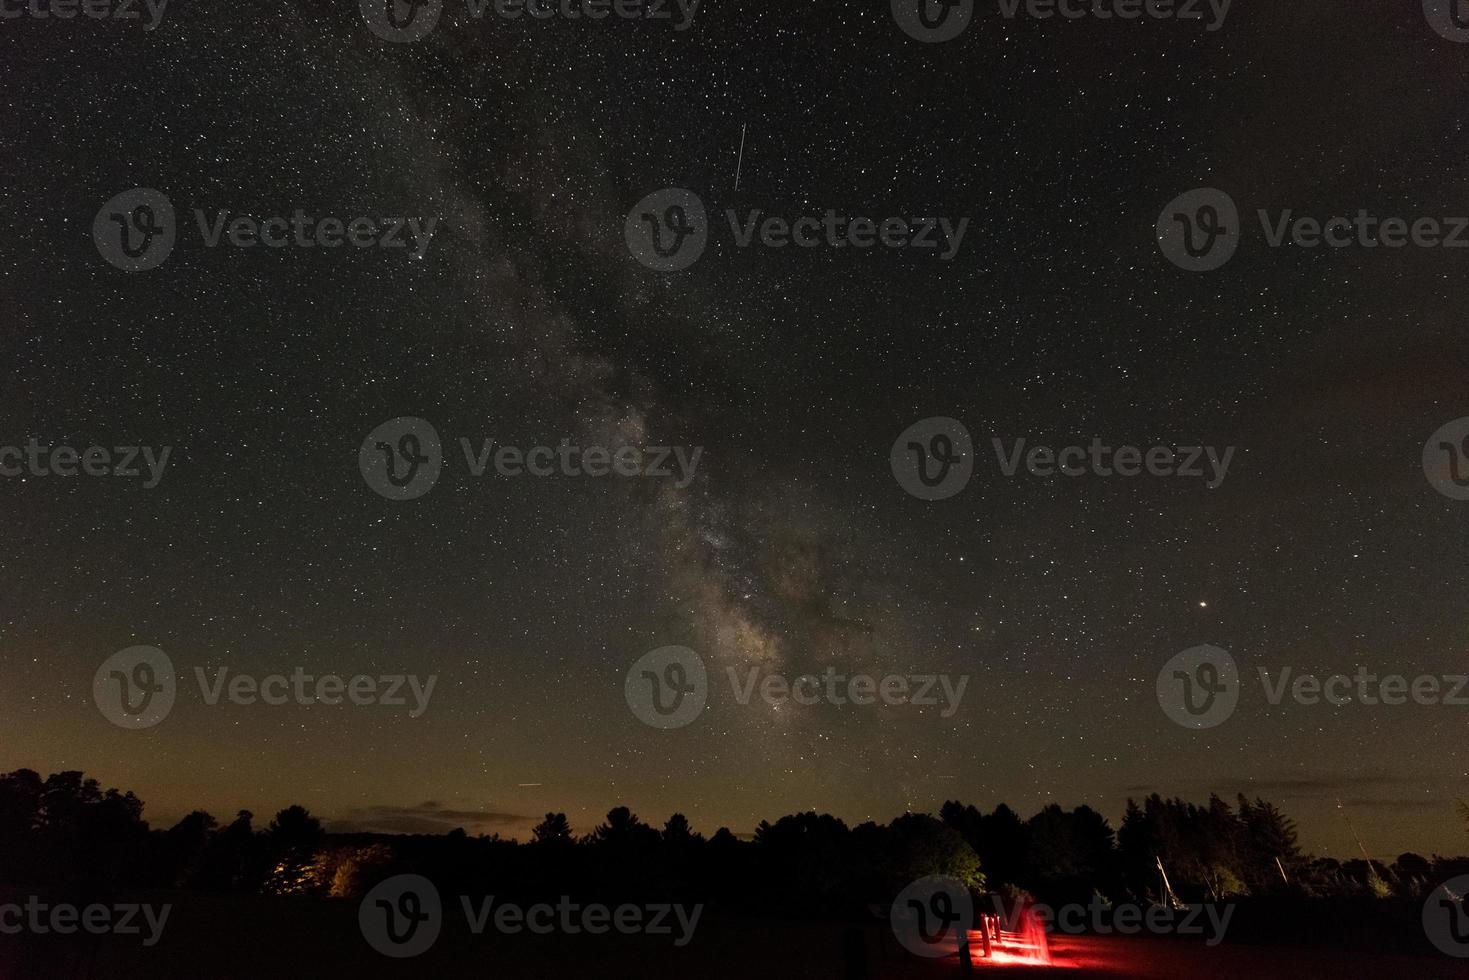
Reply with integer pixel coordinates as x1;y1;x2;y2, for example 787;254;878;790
0;769;1462;914
940;795;1455;905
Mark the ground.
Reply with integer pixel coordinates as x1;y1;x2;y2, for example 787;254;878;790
5;895;1468;979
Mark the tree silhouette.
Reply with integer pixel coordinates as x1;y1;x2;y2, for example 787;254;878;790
590;806;659;847
532;811;574;845
2;766;1456;921
162;810;218;887
263;805;325;895
663;812;703;844
887;812;983;890
268;805;322;849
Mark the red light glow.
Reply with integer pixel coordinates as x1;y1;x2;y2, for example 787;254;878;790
965;907;1055;968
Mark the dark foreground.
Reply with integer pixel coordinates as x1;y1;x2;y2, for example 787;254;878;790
5;895;1469;980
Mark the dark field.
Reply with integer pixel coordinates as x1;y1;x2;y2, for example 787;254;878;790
5;894;1469;980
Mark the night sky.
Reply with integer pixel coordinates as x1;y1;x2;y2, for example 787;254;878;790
3;0;1468;859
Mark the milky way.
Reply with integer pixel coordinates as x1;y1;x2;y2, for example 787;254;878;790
2;0;1467;857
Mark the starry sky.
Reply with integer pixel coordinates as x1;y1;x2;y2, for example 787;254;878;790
2;0;1467;859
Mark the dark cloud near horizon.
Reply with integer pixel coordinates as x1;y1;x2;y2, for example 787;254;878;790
1122;774;1456;816
328;802;533;836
